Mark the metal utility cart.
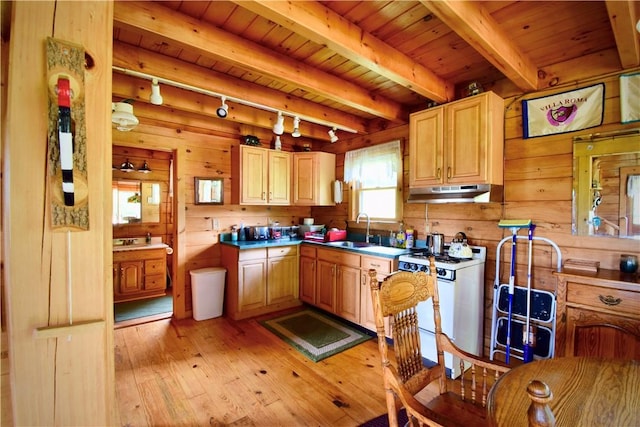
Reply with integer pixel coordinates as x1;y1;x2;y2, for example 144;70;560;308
489;234;562;363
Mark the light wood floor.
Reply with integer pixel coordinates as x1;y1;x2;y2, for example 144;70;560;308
115;310;389;426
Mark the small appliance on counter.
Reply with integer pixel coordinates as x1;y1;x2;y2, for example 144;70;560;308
299;224;324;237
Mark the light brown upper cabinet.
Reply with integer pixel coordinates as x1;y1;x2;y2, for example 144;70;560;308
293;151;336;206
409;91;504;188
232;145;291;205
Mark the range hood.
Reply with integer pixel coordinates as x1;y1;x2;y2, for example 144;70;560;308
407;184;503;204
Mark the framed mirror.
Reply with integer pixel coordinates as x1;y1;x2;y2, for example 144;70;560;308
573;129;640;238
112;180;161;224
195;177;224;205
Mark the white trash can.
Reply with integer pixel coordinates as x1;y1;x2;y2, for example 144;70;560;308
190;267;226;320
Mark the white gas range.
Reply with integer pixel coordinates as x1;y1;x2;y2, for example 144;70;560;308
397;245;487;378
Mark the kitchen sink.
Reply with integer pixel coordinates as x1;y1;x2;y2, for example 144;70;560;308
326;241;374;248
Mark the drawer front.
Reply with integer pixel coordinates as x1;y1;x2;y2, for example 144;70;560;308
300;245;316;258
113;248;165;262
361;256;391;274
145;259;166;276
268;245;298;258
567;282;640;316
317;248;360;267
145;274;166;290
238;248;267;261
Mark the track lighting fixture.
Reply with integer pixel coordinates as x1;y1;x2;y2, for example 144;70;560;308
274;135;282;151
112;102;139;132
273;111;285;135
216;96;229;119
149;78;163;105
328;127;339;143
291;116;301;137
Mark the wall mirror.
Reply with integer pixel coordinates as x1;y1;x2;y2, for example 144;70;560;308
112;180;161;224
573;129;640;238
195;177;224;205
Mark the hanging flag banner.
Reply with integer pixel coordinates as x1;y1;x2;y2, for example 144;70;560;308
620;72;640;124
522;83;605;139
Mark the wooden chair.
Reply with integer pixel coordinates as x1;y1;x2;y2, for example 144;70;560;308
368;258;510;427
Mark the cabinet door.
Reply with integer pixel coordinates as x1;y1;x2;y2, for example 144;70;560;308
360;271;377;331
241;146;268;204
566;307;640;360
446;94;488;184
316;260;336;312
409;107;444;187
238;259;267;312
335;265;361;323
268;255;298;305
118;261;143;295
299;256;316;304
293;153;316;204
268;150;291;205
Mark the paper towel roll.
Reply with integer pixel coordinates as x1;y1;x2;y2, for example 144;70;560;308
334;180;343;204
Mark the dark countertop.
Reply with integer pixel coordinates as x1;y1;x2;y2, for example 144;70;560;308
220;238;417;259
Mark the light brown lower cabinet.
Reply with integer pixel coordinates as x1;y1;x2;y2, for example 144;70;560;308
113;248;167;302
554;268;640;359
302;244;396;332
222;244;301;320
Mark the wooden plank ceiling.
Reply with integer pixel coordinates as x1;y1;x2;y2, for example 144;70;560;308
112;0;640;142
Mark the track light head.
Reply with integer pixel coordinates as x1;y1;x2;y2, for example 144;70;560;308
291;116;301;137
216;96;229;118
273;111;285;135
149;78;163;105
328;127;339;143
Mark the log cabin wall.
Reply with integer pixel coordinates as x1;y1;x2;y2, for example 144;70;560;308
317;70;640;357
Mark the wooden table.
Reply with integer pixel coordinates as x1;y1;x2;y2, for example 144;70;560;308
487;357;640;426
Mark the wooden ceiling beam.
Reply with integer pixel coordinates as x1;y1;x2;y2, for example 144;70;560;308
112;41;368;136
605;0;640;68
234;0;454;104
112;72;335;141
114;1;406;122
421;0;539;92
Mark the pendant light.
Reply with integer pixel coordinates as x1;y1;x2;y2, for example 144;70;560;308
137;161;152;173
112;102;139;131
119;159;135;172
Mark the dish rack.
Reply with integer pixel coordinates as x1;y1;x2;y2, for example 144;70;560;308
304;229;347;242
489;235;562;362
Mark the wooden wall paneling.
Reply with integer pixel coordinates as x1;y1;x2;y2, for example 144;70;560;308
4;2;115;425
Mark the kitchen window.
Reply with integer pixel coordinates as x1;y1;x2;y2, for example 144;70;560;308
344;140;402;222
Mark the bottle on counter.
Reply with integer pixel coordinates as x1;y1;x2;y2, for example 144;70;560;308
146;232;151;244
395;223;406;248
231;226;238;241
389;230;397;248
405;229;414;249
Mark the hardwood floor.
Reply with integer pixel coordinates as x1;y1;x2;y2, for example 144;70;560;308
115;311;389;426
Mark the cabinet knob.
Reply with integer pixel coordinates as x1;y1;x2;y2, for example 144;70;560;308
598;294;621;306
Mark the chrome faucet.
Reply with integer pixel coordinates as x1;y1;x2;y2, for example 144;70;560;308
356;212;371;244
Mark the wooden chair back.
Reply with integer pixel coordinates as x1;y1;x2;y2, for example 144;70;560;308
369;257;510;427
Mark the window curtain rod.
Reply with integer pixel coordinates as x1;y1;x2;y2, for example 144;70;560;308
112;66;358;134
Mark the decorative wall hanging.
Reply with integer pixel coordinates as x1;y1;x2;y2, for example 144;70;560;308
46;37;89;231
521;83;605;139
620;72;640;124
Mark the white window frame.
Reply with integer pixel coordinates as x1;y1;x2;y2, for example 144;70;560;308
344;140;403;223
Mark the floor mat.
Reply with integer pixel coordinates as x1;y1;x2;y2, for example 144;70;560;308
114;293;172;323
260;309;372;362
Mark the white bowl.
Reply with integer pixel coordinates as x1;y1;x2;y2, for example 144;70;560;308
303;218;314;225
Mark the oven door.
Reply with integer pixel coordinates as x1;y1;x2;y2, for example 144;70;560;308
416;278;455;337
